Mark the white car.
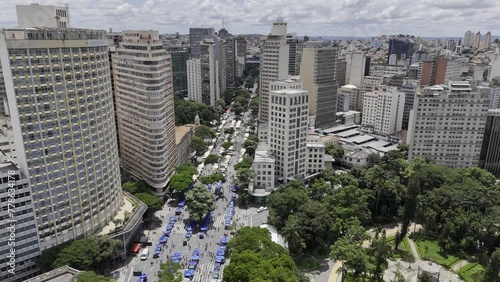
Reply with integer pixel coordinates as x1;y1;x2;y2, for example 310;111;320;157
257;207;267;213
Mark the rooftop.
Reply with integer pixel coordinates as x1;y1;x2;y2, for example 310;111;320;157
175;125;196;144
27;265;80;282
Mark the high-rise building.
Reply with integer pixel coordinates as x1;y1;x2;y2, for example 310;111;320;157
0;152;41;282
387;37;414;64
483;31;492;50
339;84;361;111
189;27;215;59
473;32;481;49
218;28;235;89
166;46;189;97
0;21;122;251
200;38;221;107
259;17;289;124
479;109;500;177
305;132;325;175
361;86;405;135
187;59;202;102
336;58;347;87
419;57;463;86
400;79;419;126
287;35;300;76
345;52;366;87
113;30;176;194
268;79;308;182
0;65;8;116
300;44;339;128
408;81;490;168
16;3;70;28
463;30;474;47
234;37;247;78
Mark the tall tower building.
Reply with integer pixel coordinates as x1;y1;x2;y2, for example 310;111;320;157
387;37;415;64
259;17;289;124
400;79;419;126
113;30;176;194
218;28;235;89
361;86;405;135
479;109;500;177
199;38;223;107
473;32;481;49
187;59;202;102
189;27;215;59
166;46;189;97
268;79;308;182
287;35;300;76
463;30;473;47
345;52;366;87
483;32;492;49
408;82;490;168
300;44;339;128
0;17;122;251
234;37;247;78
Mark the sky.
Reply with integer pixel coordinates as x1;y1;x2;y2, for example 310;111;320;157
0;0;499;37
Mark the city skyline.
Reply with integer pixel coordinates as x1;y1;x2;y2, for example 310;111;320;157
0;0;499;37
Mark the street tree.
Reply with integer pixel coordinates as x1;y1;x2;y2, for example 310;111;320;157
215;98;227;114
185;185;216;223
245;80;254;90
194;125;215;140
190;136;207;155
325;143;344;159
222;141;234;150
369;229;392;280
158;260;183;282
231;102;244;116
204;154;220;165
330;237;369;280
482;248;500;282
169;172;193;194
281;215;304;255
122;181;147;194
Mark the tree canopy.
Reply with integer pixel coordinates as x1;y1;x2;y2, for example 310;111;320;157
158;260;183;282
190;136;207;156
205;154;221;165
134;193;164;210
185;185;216;223
174;96;218;125
223;227;300;282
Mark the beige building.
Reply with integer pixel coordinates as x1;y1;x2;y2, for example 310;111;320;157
175;125;196;165
112;30;176;194
301;43;339;128
362;86;405;135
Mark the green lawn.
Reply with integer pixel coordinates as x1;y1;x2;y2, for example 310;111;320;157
411;233;462;267
344;274;376;282
387;236;412;260
457;263;484;282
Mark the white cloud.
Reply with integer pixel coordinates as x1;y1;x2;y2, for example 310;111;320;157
0;0;499;37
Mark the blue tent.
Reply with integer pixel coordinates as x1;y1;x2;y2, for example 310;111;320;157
190;255;200;261
175;207;183;214
178;197;186;207
231;186;237;192
193;248;200;256
159;236;167;244
215;256;225;263
184;269;195;278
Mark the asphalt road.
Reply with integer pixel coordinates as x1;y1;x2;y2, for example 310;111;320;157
125;110;256;282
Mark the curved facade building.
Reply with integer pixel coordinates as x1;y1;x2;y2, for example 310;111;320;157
0;28;122;250
112;30;176;194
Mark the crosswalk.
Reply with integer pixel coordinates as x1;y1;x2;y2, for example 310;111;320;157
192;261;220;282
212;215;226;227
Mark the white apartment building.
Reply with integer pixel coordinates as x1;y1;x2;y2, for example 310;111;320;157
187;59;202;102
252;142;275;193
0;26;122;251
463;30;474;48
113;30;176;194
407;81;491;168
268;87;309;182
362;86;405;135
345;52;366;87
358;76;384;111
339;84;361;112
370;64;406;77
305;132;325;175
16;4;70;28
259;17;289;124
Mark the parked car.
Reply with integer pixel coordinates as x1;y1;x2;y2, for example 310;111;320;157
257;207;267;213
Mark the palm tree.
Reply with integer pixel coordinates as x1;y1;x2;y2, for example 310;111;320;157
281;215;303;254
369;230;391;280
